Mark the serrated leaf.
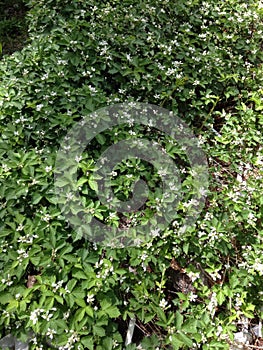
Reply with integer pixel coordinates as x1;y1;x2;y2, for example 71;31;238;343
242;310;255;318
177;331;193;347
20;300;27;312
75;298;86;308
67;293;75;308
96;314;109;326
0;293;12;304
175;311;183;329
85;306;94;317
216;289;225;306
100;299;120;318
55;295;64;304
144;313;155;323
72;270;88;279
170;334;183;350
77;177;89;187
182;319;197;333
81;336;94;350
52;319;68;331
67;279;77;292
6;299;19;312
32;192;43;204
93;325;106;337
30;256;41;265
105;305;120;318
74;308;86;323
88;177;98;192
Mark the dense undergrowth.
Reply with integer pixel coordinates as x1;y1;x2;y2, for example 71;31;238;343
0;0;263;349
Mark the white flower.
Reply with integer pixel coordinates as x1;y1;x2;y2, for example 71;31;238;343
159;298;168;309
113;340;119;348
253;259;263;275
63;311;70;320
207;292;217;317
42;311;54;321
75;155;82;163
36;104;44;111
86;294;95;304
88;85;97;93
189;292;198;302
157;167;168;177
45;166;52;172
42;214;51;222
188;271;200;282
41;73;48;80
52;280;64;292
199;187;208;196
17;223;24;231
150;228;160;237
30;309;43;325
141;253;148;261
66;192;74;201
2;164;10;172
46;328;56;340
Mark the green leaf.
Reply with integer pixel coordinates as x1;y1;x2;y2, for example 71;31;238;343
30;256;41;265
93;325;106;337
96;134;106;145
96;314;108;326
75;298;86;308
88;177;98;192
19;300;27;312
102;337;113;350
74;308;86;323
67;279;77;292
67;293;75;308
0;292;12;304
32;192;43;204
55;295;64;304
85;306;94;317
77;177;89;187
216;289;225;306
144;313;155;323
105;305;120;318
183;242;189;254
6;299;19;312
81;336;94;350
182;319;197;333
72;289;86;300
177;331;193;347
52;319;68;332
170;334;183;350
72;270;88;279
100;299;120;318
175;311;183;329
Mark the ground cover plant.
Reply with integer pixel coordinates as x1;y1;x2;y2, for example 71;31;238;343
0;0;263;349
